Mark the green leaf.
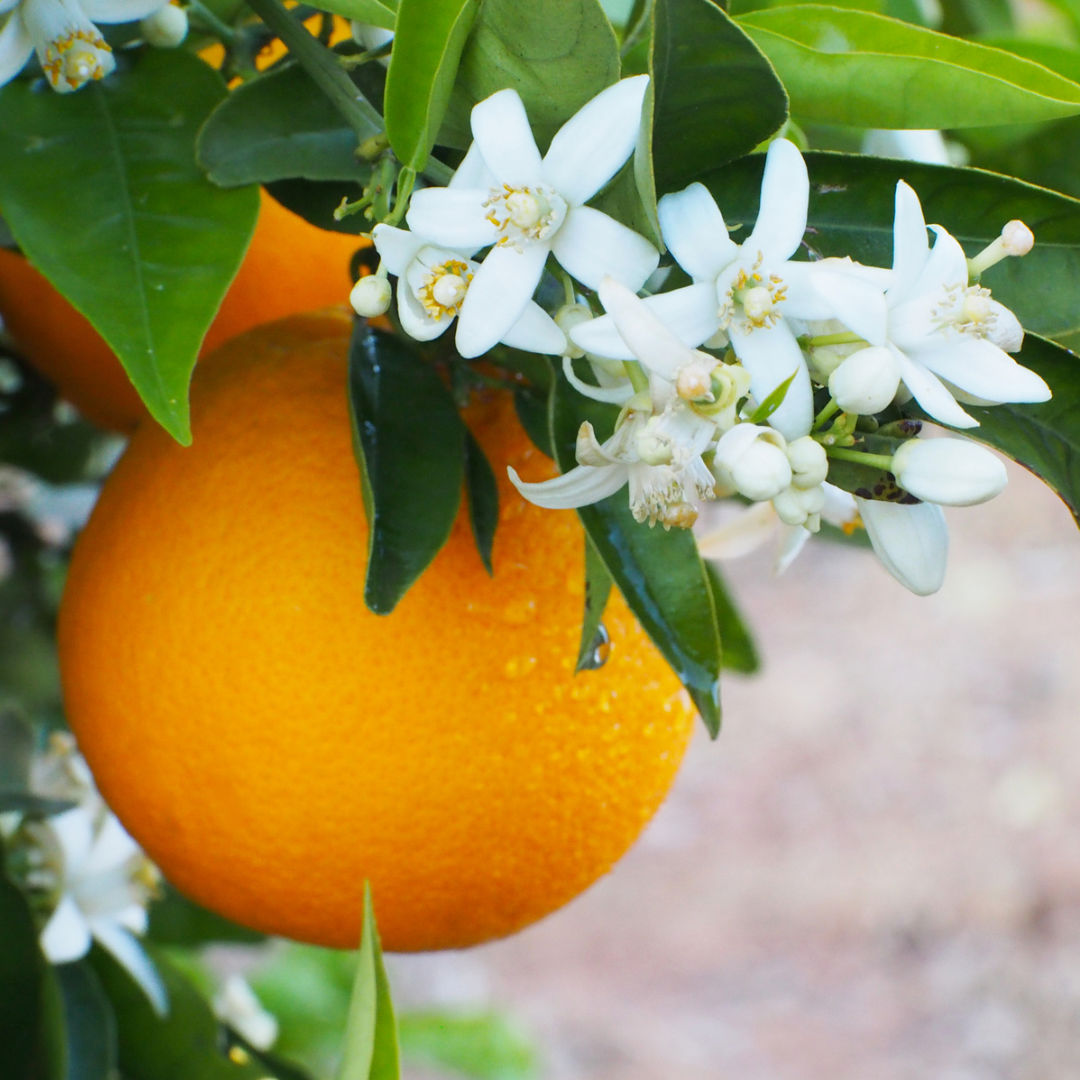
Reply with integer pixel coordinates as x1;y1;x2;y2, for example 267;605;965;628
513;387;554;458
147;883;266;946
318;0;398;29
197;62;378;186
348;322;466;614
385;0;478;170
0;710;75;816
698;151;1080;340
901;334;1080;523
549;371;724;735
54;962;117;1080
652;0;788;195
747;370;796;423
0;50;259;445
703;561;760;674
736;5;1080;129
464;431;499;575
335;883;400;1080
452;0;620;151
577;535;614;672
398;1011;538;1080
977;38;1080;85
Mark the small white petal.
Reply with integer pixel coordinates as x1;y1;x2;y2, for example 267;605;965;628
40;895;92;963
372;224;426;277
863;129;951;165
82;0;164;21
857;497;948;596
820;481;858;527
82;814;141;878
397;281;449;342
743;140;809;264
912;336;1051;405
470;88;543;188
49;807;94;872
542;76;649;206
658;182;738;282
892;346;978;428
888;181;931;305
562;357;634;404
0;10;33;88
449;141;495;190
502;301;567;355
549;205;659;292
729;320;814;440
697;501;778;560
798;266;888;346
775;522;812;573
91;921;168;1017
507;462;629;509
406;188;499;249
911;225;969;299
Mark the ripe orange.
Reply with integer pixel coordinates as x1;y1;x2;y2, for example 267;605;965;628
57;313;694;952
0;191;363;432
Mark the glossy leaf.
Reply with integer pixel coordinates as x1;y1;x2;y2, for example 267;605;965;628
265;178;373;235
577;536;614;672
652;0;788;195
348;322;466;614
464;431;499;575
385;0;478;170
54;961;116;1080
901;334;1080;523
0;50;259;445
703;562;760;674
336;883;400;1080
198;63;378;186
147;884;266;946
513;386;553;458
736;6;1080;129
699;151;1080;339
451;0;620;151
549;372;723;734
318;0;397;28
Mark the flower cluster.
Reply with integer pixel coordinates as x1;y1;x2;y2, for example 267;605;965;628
359;80;1050;597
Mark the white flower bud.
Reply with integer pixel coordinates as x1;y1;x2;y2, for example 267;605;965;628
891;438;1007;507
772;483;826;527
1001;220;1034;256
731;440;792;502
140;3;188;47
785;436;828;489
986;302;1024;352
214;976;279;1051
828;346;900;415
556;303;593;359
350;275;392;318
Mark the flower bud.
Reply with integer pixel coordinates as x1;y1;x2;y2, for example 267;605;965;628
555;303;593;359
891;438;1007;506
731;440;792;502
1001;220;1034;256
828;346;900;415
140;3;188;47
350;275;392;318
785;437;828;489
772;484;826;527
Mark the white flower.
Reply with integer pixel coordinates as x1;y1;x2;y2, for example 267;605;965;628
572;140;886;440
856;497;948;595
0;0;168;93
865;182;1050;428
372;223;565;353
828;345;901;415
862;129;951;165
406;77;659;358
214;975;279;1051
711;424;791;502
891;437;1008;506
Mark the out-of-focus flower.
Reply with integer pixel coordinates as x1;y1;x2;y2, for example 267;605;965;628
214;975;279;1051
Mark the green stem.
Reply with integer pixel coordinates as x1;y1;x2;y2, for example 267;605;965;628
813;398;840;431
808;331;866;348
383;168;416;227
625;360;650;395
825;447;895;471
245;0;382;139
187;0;236;43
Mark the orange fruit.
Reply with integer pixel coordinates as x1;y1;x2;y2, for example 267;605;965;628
0;191;363;432
57;313;694;952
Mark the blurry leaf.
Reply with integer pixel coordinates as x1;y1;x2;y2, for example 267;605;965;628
549;371;723;735
901;334;1080;523
652;0;788;195
198;63;378;186
0;50;259;445
335;883;399;1080
703;561;760;673
398;1010;538;1080
577;536;614;672
736;6;1080;128
977;38;1080;84
699;152;1080;340
464;431;499;575
348;322;466;614
513;387;553;458
147;883;266;946
385;0;478;170
54;961;117;1080
317;0;397;28
939;0;1014;35
452;0;620;151
0;707;32;796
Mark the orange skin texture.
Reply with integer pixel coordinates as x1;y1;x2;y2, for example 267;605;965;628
0;192;364;432
58;313;695;952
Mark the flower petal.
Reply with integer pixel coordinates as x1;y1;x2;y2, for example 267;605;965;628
502;301;567;355
50;807;94;871
542;75;649;206
570;282;719;361
891;345;978;428
471;88;543;187
697;500;778;560
82;0;164;21
729;320;814;440
790;265;888;346
911;224;969;298
91;920;169;1017
40;895;92;963
372;223;426;277
888;181;930;305
507;462;629;508
550;205;658;292
397;280;449;342
775;522;812;573
449;140;495;190
0;10;32;88
406;188;499;249
657;182;739;282
743;139;808;264
562;357;634;403
913;336;1051;404
455;240;549;358
83;813;140;877
856;497;948;596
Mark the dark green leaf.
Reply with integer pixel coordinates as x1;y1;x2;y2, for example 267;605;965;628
699;151;1080;340
317;0;398;27
549;371;723;735
652;0;788;194
348;322;466;614
398;1010;538;1080
335;883;399;1080
198;62;378;186
576;536;614;672
54;961;116;1080
0;707;32;797
0;50;259;445
513;387;553;458
147;883;266;946
265;178;372;235
464;431;499;575
736;6;1080;129
385;0;478;170
703;561;760;674
901;334;1080;523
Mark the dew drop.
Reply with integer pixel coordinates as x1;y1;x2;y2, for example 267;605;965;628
579;623;610;670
